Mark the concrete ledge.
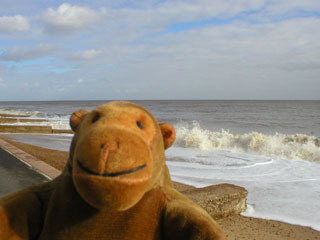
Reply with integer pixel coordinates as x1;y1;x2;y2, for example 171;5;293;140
0;118;18;123
20;119;50;123
0;114;30;118
0;139;60;179
0;125;73;134
0;114;72;134
0;125;53;134
0;118;50;124
182;184;248;219
52;129;73;134
173;181;196;192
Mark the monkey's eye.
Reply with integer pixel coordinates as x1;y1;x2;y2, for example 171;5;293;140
92;114;100;123
136;121;144;130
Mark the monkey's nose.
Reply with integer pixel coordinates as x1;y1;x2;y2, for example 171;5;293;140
98;143;117;173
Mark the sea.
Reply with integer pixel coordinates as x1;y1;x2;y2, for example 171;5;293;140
0;100;319;230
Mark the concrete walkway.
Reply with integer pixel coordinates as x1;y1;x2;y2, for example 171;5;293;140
0;138;60;198
0;147;48;197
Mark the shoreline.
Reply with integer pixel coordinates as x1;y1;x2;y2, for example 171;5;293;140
1;135;320;239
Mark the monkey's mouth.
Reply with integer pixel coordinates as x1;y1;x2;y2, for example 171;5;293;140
76;159;147;177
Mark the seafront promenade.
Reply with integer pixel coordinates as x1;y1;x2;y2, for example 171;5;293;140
0;112;64;196
0;113;72;134
0;146;48;197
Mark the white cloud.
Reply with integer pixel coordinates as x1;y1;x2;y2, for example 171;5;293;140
0;77;5;87
103;0;266;32
261;0;320;16
128;16;320;71
1;1;320;100
0;15;30;33
43;3;105;34
69;49;102;61
90;15;320;99
0;44;57;62
84;0;268;45
156;0;265;20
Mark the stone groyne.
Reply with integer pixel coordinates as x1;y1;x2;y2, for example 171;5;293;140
0;114;72;134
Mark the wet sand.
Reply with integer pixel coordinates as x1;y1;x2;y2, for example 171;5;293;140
1;135;320;240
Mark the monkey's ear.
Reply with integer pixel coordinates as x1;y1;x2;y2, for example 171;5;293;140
159;122;176;149
70;109;90;132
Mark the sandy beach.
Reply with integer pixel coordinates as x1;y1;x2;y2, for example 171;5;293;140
1;135;319;240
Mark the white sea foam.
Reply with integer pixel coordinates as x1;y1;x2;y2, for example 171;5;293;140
166;147;320;231
0;120;70;130
0;108;42;117
0;108;70;129
175;121;320;162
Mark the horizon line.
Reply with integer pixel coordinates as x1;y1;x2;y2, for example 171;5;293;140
0;99;319;102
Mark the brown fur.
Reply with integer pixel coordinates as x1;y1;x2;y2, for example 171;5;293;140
0;101;226;239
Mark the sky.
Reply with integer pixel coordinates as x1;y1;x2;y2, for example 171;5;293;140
0;0;319;101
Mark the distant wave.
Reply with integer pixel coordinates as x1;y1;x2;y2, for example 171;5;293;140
174;121;320;162
0;108;70;130
0;108;69;119
0;121;70;130
0;108;41;117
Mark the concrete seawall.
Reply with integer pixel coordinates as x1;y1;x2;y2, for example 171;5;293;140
0;115;73;134
0;114;30;118
0;125;54;134
180;183;248;219
0;118;49;123
0;125;73;134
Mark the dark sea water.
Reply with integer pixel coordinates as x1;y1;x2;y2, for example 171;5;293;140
0;100;319;136
1;100;319;162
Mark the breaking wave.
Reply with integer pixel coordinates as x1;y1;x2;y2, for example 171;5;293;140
0;121;70;130
174;122;320;162
0;108;69;119
0;108;70;130
0;108;41;117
